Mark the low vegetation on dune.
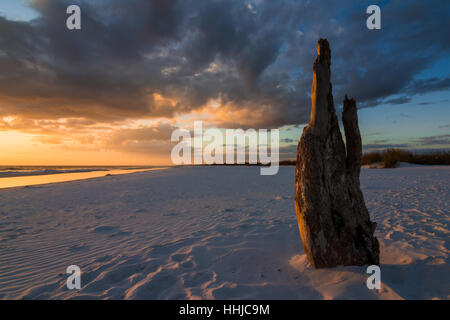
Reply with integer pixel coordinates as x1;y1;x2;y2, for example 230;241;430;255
362;149;450;168
197;150;449;168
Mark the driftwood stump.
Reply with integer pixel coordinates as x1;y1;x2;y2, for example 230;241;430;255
294;39;379;268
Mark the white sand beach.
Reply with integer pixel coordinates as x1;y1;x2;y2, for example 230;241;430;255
0;166;448;299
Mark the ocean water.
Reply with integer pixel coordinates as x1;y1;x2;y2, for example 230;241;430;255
0;166;166;189
0;166;155;178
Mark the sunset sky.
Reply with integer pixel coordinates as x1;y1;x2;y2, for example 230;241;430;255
0;0;449;165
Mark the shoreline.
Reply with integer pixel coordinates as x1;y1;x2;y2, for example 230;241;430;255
0;167;169;190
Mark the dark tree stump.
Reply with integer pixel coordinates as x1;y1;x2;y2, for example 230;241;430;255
294;39;380;268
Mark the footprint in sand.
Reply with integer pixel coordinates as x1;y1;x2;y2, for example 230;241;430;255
91;226;118;234
170;253;187;262
163;211;179;217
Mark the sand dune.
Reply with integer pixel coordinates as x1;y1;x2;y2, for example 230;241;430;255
0;166;448;299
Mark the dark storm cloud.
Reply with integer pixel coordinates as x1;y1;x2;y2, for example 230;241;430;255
384;96;412;105
404;78;450;95
0;0;449;129
105;123;176;146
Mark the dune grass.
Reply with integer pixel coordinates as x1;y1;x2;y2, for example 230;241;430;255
362;149;450;168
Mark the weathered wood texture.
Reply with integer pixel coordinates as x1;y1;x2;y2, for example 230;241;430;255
295;39;380;268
